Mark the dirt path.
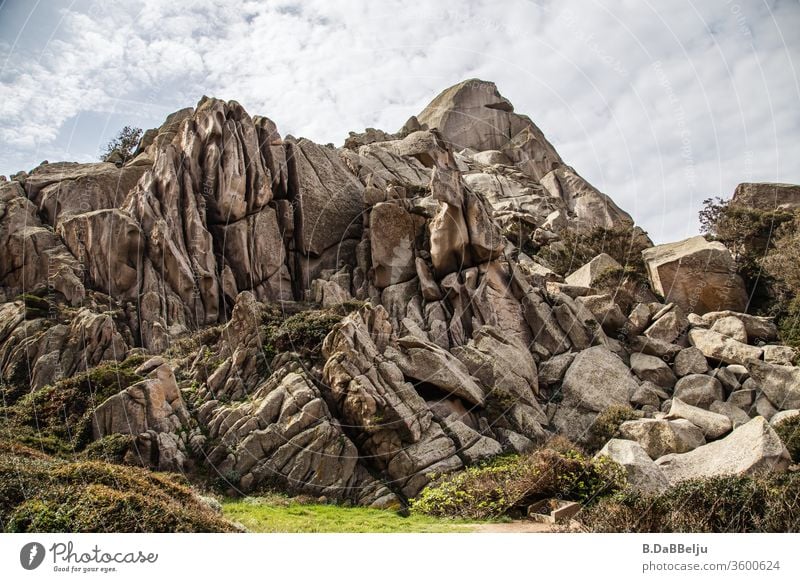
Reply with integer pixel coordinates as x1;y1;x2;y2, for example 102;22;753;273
470;521;555;532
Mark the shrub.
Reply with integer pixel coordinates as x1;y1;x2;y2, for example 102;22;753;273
0;440;236;532
410;442;625;520
100;125;142;163
580;473;800;532
7;356;146;454
777;299;800;350
762;216;800;347
700;197;795;314
83;434;136;464
263;309;344;362
537;225;651;278
773;415;800;463
586;405;641;453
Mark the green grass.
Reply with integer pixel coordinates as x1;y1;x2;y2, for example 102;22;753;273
223;496;484;533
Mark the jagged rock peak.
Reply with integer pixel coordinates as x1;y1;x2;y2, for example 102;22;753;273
405;78;563;181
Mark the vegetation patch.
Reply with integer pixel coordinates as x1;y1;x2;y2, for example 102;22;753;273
537;225;651;278
83;433;136;464
773;415;800;463
223;495;480;533
586;405;641;453
580;473;800;532
0;440;236;532
15;293;53;319
700;197;797;321
410;440;625;520
4;355;147;455
262;308;345;362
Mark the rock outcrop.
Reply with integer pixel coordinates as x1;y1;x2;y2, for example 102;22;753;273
1;79;798;509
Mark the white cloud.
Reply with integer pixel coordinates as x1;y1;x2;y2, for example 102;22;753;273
0;0;798;242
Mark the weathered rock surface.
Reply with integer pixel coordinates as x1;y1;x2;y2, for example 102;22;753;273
655;417;791;483
561;346;637;413
701;311;778;342
673;347;709;376
642;236;748;314
666;398;732;439
630;352;677;388
732;182;800;211
673;374;724;409
565;254;622;288
597;439;669;494
688;328;763;365
619;418;706;459
746;360;800;410
709;400;751;428
2;79;798;510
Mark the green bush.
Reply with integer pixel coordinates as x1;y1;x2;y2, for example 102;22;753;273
775;297;800;351
586;405;641;452
83;434;136;464
537;225;651;278
7;356;146;454
580;473;800;532
0;440;236;532
700;197;796;315
773;415;800;463
263;309;344;361
410;442;625;520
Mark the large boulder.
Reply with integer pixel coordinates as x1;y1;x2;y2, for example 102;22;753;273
577;294;627;334
596;439;669;494
57;209;143;301
24;161;148;227
619;418;706;459
746;360;800;410
387;336;485;406
93;362;189;438
537;352;575;387
688;328;763;366
709;400;752;429
672;374;724;409
369;202;424;288
732;182;800;212
0;182;85;304
413;79;562;180
560;346;637;412
565;254;622;288
666;398;732;439
642;236;748;314
709;315;748;343
643;305;689;344
452;326;540;404
630;352;677;388
655;417;791;484
673;347;709;377
701;311;778;342
763;345;796;366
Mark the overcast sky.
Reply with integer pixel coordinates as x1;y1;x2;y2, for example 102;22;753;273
1;0;798;242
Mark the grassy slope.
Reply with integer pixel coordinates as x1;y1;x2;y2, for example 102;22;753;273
223;497;485;533
0;440;237;532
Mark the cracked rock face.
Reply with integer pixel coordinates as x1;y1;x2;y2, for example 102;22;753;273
1;78;798;507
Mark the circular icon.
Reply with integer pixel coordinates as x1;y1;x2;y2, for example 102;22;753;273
20;542;46;570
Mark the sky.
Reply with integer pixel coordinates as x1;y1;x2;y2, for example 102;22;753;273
0;0;798;243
